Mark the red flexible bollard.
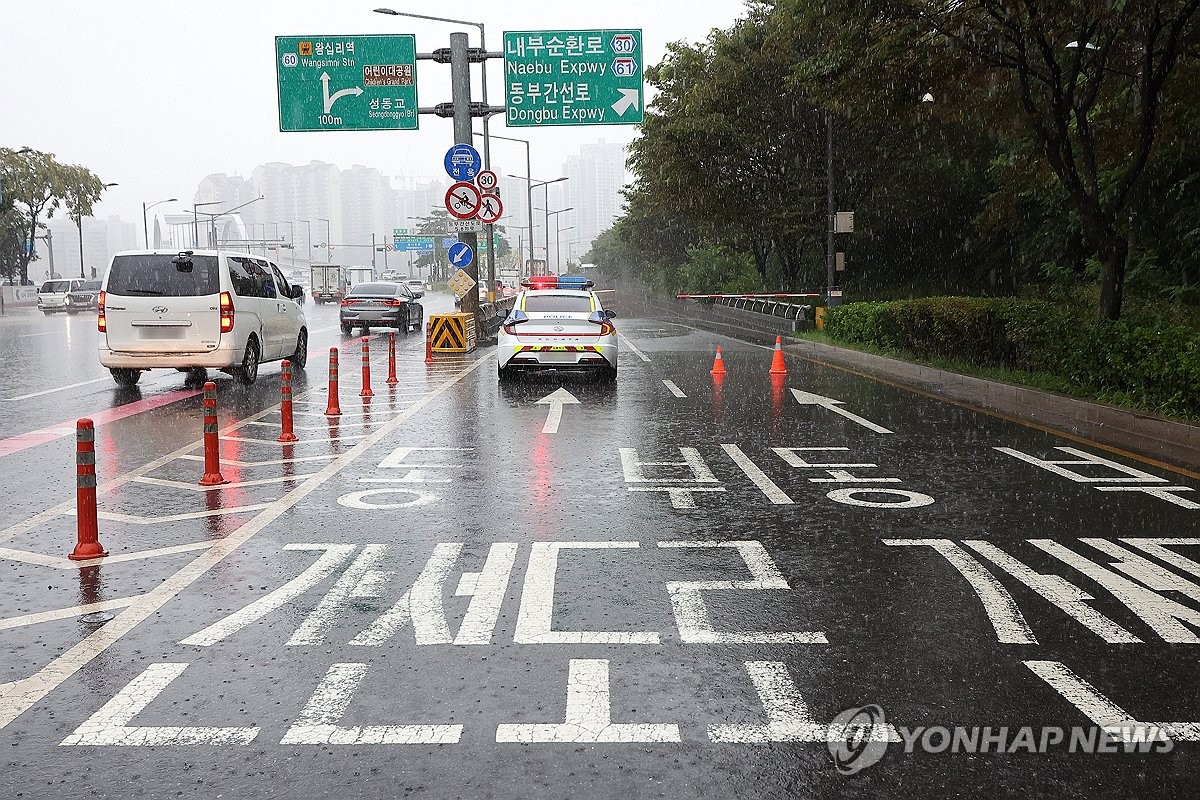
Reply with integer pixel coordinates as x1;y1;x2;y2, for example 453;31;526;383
424;322;434;364
278;359;299;443
198;381;228;486
386;331;399;385
325;348;342;416
69;418;107;561
360;336;374;398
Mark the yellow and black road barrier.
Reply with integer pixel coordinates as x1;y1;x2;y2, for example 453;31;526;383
429;313;477;353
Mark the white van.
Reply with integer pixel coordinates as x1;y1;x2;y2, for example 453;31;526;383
38;278;88;314
98;250;308;386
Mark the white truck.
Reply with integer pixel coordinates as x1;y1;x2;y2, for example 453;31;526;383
346;266;375;288
310;265;348;305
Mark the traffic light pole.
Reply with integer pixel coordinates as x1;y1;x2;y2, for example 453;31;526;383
449;32;479;320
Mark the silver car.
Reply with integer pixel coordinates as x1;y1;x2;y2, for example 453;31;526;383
339;281;424;335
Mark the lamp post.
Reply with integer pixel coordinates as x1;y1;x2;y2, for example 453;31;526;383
475;132;535;278
141;197;177;249
514;176;567;275
376;7;498;294
192;201;220;248
78;182;118;278
298;219;313;266
317;217;331;263
555;225;575;273
536;206;573;273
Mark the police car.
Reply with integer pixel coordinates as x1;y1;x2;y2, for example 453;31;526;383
497;275;617;382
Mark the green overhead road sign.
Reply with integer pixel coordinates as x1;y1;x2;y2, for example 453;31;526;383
275;34;418;132
503;30;643;127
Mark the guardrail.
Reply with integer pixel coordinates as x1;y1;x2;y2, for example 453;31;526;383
676;293;820;323
478;296;518;339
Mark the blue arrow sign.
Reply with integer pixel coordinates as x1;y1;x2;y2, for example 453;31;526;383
447;241;474;268
444;144;482;181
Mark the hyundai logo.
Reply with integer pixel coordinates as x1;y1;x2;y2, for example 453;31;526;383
153;306;169;313
553;325;565;332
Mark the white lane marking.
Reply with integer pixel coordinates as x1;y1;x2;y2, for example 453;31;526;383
496;659;679;743
348;543;460;646
454;543;519;645
4;377;111;402
60;663;259;746
661;379;686;398
1123;538;1200;578
177;453;337;468
964;541;1139;643
0;541;214;570
132;474;321;492
995;446;1167;483
790;389;893;434
616;333;651;362
0;358;486;730
288;546;391;646
0;396;289;545
1024;660;1196;742
721;444;793;504
881;539;1036;644
709;662;900;743
74;503;277;525
180;545;356;647
536;388;579;435
220;434;369;444
0;596;141;632
281;663;461;745
658;540;827;644
514;542;660;645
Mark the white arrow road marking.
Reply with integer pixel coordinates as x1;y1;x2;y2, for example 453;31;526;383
790;388;893;434
611;87;640;116
536;387;580;434
320;71;363;114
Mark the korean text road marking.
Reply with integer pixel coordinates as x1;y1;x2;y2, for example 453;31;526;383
997;446;1197;509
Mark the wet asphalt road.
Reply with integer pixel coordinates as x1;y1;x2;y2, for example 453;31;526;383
0;299;1198;799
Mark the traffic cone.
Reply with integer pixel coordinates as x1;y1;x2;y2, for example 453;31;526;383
710;346;727;376
769;336;787;376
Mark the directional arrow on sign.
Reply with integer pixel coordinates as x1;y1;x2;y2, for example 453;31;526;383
320;72;363;114
790;389;893;434
611;88;640;117
536;388;580;434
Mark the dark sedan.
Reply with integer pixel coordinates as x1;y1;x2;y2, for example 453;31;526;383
65;280;103;314
339;281;424;335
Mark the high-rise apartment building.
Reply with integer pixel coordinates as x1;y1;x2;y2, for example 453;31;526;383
562;138;628;268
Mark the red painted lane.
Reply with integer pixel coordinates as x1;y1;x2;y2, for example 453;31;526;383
0;388;201;458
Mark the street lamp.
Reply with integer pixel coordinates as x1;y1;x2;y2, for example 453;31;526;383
297;219;313;266
142;197;177;249
376;8;498;290
193;201;220;248
514;176;568;275
200;196;264;249
536;207;573;273
555;226;575;273
475;132;536;278
78;182;118;278
317;217;331;263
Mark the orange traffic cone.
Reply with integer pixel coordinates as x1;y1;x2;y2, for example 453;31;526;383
769;336;787;375
710;346;727;375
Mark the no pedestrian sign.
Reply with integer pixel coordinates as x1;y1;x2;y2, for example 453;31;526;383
276;34;418;132
503;30;643;127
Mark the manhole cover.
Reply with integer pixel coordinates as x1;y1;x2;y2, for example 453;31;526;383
79;612;115;625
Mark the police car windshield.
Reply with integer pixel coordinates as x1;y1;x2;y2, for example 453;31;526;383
524;294;594;314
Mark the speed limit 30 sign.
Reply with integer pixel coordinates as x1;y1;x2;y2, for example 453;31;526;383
476;170;498;193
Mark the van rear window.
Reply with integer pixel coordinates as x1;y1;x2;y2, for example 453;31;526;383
105;254;219;297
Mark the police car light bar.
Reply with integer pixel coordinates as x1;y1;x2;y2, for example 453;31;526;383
520;276;595;290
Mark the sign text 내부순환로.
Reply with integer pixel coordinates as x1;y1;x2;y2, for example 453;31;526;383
503;30;643;127
276;35;418;132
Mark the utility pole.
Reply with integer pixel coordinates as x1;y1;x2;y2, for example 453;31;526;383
825;111;839;308
449;31;480;319
36;230;55;280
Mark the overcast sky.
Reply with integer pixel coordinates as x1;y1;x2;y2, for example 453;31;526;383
3;0;749;228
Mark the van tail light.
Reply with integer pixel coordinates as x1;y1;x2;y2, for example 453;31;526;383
219;291;235;333
97;291;106;332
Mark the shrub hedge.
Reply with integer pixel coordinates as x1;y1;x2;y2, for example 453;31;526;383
824;297;1200;418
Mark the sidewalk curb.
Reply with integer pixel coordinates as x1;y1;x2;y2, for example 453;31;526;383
785;338;1199;472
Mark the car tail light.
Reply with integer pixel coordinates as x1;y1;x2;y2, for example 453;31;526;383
219;291;234;333
382;298;407;306
97;291;106;332
595;321;615;336
341;298;359;306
